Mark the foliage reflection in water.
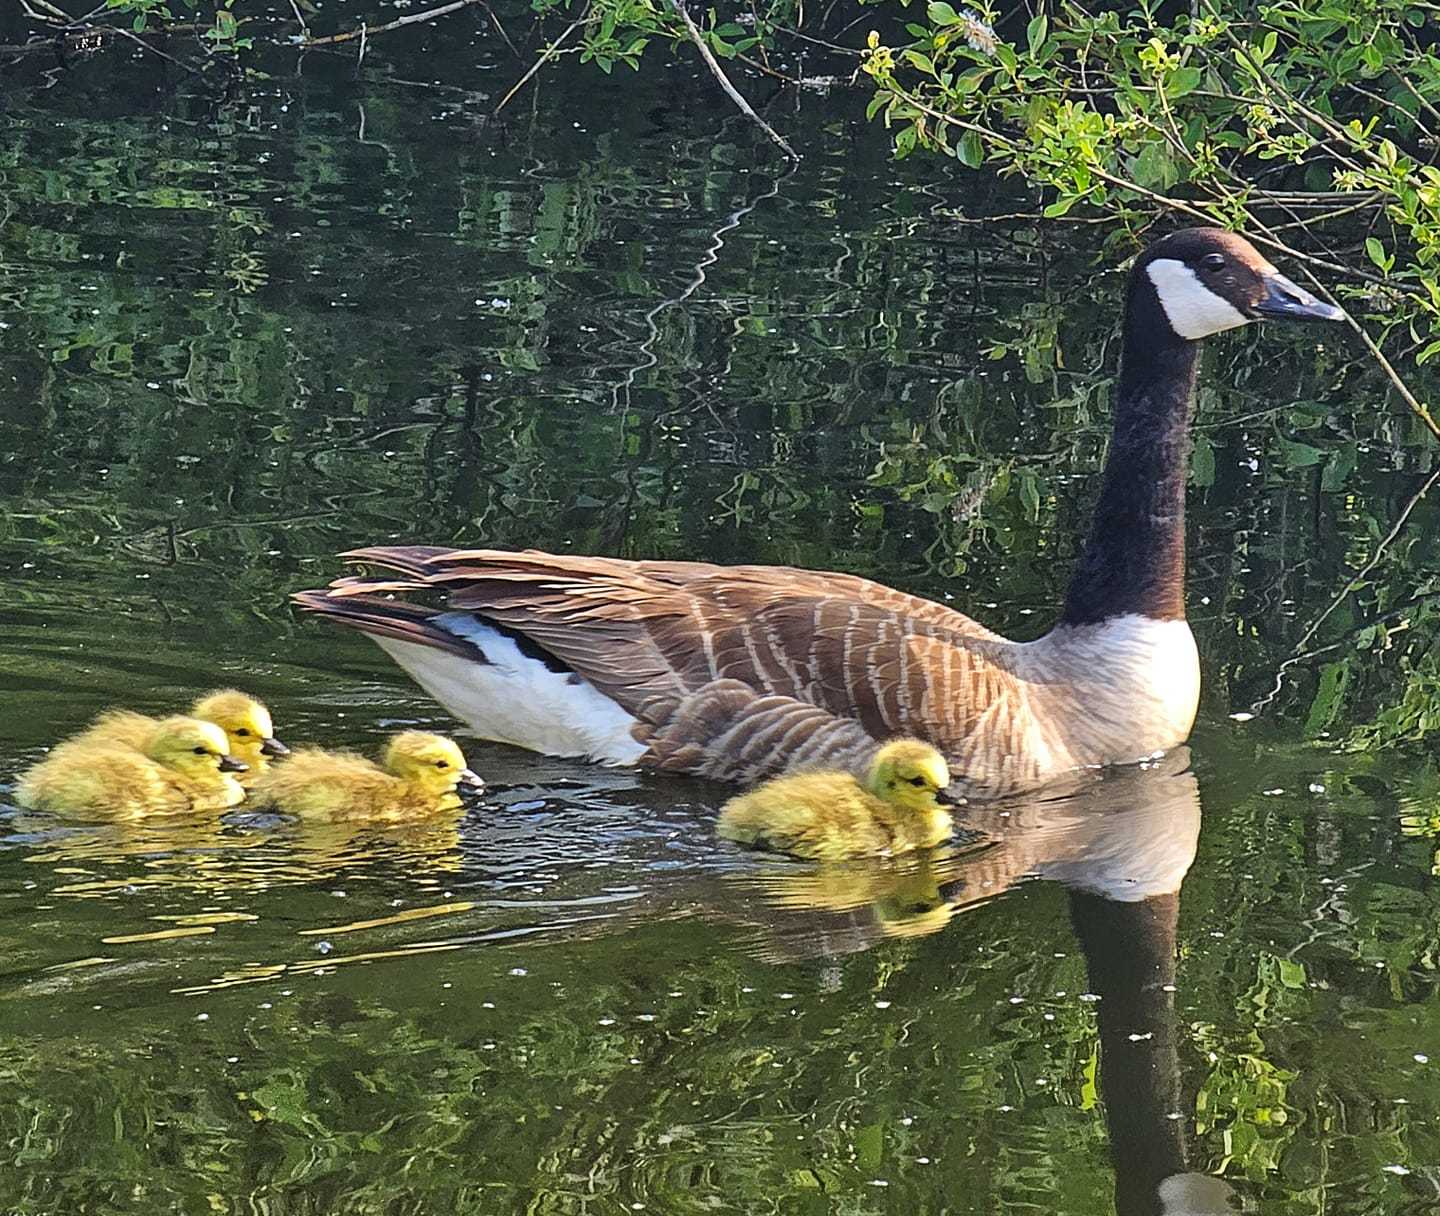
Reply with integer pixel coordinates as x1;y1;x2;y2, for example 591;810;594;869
0;34;1439;1216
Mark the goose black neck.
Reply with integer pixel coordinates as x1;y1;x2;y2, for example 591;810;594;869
1069;891;1186;1216
1061;304;1196;627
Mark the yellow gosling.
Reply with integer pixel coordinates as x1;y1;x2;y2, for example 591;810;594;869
16;716;248;820
63;689;288;785
718;738;954;861
247;731;484;820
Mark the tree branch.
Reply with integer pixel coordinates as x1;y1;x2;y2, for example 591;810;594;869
300;0;483;48
667;0;799;160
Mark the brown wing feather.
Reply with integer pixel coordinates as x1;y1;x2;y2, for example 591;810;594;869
305;546;1031;787
291;590;485;662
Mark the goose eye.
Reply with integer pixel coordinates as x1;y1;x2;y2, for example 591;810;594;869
192;746;209;756
1200;253;1226;272
435;760;450;769
907;776;927;787
234;728;252;737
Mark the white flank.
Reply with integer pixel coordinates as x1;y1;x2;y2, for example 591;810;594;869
1146;257;1249;339
1025;615;1201;771
370;612;646;766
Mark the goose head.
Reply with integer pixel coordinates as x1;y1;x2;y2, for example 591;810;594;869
144;716;247;780
1133;227;1344;342
867;738;954;813
382;731;485;797
191;689;288;770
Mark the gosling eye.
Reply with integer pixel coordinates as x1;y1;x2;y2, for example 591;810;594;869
1200;252;1226;272
434;760;450;769
192;746;209;756
907;776;928;787
234;728;252;737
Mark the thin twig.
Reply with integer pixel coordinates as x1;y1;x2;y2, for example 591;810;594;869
480;0;520;60
287;0;309;36
667;0;799;160
492;15;585;114
301;0;481;47
20;0;73;24
1252;462;1440;712
111;25;203;75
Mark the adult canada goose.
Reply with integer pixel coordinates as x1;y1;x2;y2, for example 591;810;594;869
296;228;1344;797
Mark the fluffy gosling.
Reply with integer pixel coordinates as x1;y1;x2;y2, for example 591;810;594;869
16;716;247;819
64;689;288;785
247;731;484;820
718;738;955;861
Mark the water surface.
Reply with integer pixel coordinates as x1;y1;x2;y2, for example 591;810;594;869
2;29;1440;1215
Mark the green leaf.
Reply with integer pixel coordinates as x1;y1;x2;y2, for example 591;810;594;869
956;130;984;168
1364;236;1390;271
1277;958;1307;989
1305;661;1350;737
1026;13;1047;56
1321;443;1356;491
1276;436;1325;469
1017;468;1040;521
951;68;987;95
1168;66;1202;98
904;49;938;76
927;1;960;26
1190;433;1215;487
1043;195;1078;218
1131;141;1178;190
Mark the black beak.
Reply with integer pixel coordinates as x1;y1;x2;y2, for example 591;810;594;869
219;755;249;773
1253;272;1345;322
935;786;964;808
260;736;290;757
458;768;486;793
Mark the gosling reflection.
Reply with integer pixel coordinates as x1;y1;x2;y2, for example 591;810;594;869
18;807;467;899
731;855;964;959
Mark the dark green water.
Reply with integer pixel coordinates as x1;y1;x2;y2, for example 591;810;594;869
2;28;1440;1215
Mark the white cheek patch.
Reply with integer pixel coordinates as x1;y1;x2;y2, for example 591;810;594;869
1146;257;1250;339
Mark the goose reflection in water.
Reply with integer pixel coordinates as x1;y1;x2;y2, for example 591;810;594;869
725;747;1238;1216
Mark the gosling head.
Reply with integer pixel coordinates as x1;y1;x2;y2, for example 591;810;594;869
191;689;289;767
867;739;953;813
144;716;247;781
1133;227;1345;342
382;731;485;797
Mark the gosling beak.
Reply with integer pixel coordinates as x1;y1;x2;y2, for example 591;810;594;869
458;768;486;792
934;786;964;808
1253;272;1345;323
260;736;290;758
219;755;249;773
